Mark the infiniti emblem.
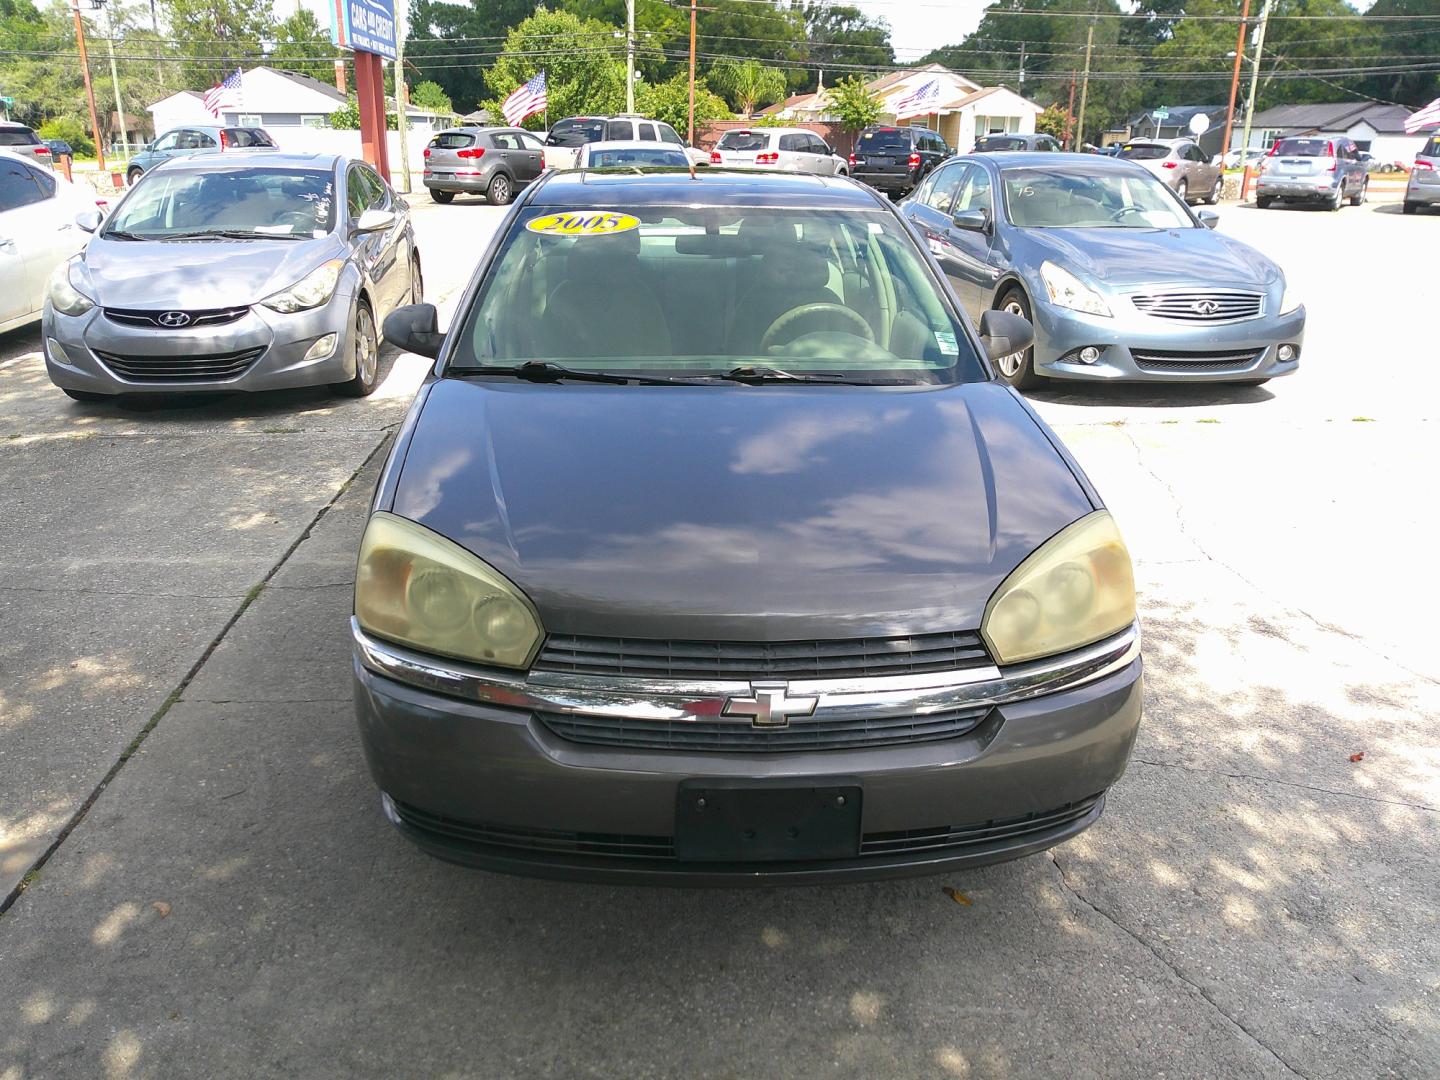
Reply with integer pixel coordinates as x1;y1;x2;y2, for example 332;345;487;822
157;311;191;327
722;681;819;729
1191;299;1221;316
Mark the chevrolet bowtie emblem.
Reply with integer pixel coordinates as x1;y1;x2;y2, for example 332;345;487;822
722;681;818;729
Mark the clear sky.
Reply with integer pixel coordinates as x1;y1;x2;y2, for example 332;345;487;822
851;0;995;63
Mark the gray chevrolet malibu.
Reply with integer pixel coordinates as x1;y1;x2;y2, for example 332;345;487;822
355;171;1142;885
43;153;420;399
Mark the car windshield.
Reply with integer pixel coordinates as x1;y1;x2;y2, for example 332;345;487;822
0;130;38;146
1002;167;1193;229
859;129;910;152
551;120;606;147
1117;144;1169;161
976;137;1026;151
104;168;336;239
587;148;688;169
452;204;983;384
716;132;769;151
1424;137;1440;158
1272;138;1331;157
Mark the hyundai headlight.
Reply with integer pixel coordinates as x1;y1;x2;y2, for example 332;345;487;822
1039;261;1111;317
981;510;1136;665
48;259;95;317
355;512;544;669
260;259;343;313
1279;280;1301;314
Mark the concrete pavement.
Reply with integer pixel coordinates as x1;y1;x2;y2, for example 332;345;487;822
1;196;1436;1078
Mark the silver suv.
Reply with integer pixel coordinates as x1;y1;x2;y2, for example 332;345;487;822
1116;139;1222;204
423;126;545;205
0;121;53;170
1256;136;1368;210
708;128;849;175
1403;135;1440;215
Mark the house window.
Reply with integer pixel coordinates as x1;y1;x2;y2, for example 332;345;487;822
974;114;1020;136
239;114;262;127
301;115;327;129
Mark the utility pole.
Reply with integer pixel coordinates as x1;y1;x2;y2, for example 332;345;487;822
625;0;635;113
1075;23;1094;151
1018;42;1026;87
1239;0;1274;170
687;0;696;145
393;5;411;195
69;1;105;171
99;1;130;162
1066;71;1076;149
148;0;163;86
1220;0;1252;163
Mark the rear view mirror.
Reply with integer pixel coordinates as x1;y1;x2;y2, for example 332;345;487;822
75;209;103;233
382;303;445;359
1196;209;1220;229
353;208;396;234
979;309;1034;365
952;208;989;233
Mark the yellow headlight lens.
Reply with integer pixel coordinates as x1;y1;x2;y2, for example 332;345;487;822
355;512;544;669
981;510;1136;665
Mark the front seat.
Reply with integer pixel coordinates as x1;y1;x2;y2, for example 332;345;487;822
539;233;672;358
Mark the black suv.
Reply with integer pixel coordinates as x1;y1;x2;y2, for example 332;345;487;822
849;125;950;197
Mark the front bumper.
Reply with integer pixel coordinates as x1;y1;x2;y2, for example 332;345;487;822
352;621;1143;885
42;292;358;395
1029;292;1306;382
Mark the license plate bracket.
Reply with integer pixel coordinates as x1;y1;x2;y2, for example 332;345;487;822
675;779;862;862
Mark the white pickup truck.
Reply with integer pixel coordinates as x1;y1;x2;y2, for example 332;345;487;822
543;115;709;170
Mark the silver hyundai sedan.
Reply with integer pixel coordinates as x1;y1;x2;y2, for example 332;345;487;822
43;153;421;400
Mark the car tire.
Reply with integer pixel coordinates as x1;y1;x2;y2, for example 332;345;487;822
334;301;380;398
409;254;423;304
430;189;454;204
1256;196;1273;209
994;289;1043;391
1206;176;1222;204
126;166;143;186
1349;178;1367;207
487;173;513;206
1403;200;1418;215
62;387;107;402
1176;179;1189;203
1329;185;1343;211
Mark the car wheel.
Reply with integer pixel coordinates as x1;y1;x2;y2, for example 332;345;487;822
334;301;380;398
1329;185;1343;211
409;255;423;304
430;189;454;204
126;166;143;186
1349;178;1367;207
1255;195;1273;209
487;173;513;206
994;289;1043;391
1403;200;1418;215
1206;176;1222;204
1176;179;1189;203
62;387;107;402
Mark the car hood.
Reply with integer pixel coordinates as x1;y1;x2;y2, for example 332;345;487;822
81;235;343;308
1016;226;1278;289
389;379;1095;641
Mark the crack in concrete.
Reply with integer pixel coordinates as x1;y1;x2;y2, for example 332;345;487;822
0;584;245;600
1132;757;1438;813
1049;849;1309;1079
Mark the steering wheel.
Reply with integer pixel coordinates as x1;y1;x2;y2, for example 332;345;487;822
1109;205;1146;222
760;303;874;353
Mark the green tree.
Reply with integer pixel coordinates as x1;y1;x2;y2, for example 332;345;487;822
708;59;787;116
1035;103;1068;140
406;0;535;112
159;0;275;86
270;8;333;82
410;80;453;114
828;74;882;131
800;3;893;88
39;116;94;156
326;94;398;130
636;71;729;134
483;7;627;129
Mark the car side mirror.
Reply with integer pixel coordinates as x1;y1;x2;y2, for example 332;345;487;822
1196;208;1220;229
953;208;990;233
979;309;1034;365
75;209;103;233
353;208;396;234
382;303;444;359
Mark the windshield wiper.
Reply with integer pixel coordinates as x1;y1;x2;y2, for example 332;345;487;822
448;361;702;386
101;229;149;241
712;365;866;384
160;229;306;241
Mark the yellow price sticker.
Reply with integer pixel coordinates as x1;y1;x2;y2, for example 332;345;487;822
525;211;641;237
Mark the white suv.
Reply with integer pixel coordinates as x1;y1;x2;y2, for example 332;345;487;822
709;128;849;176
543;116;704;170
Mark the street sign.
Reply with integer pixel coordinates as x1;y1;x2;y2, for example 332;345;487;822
329;0;397;61
1152;108;1170;120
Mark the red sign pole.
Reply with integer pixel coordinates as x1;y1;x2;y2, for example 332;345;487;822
355;51;391;182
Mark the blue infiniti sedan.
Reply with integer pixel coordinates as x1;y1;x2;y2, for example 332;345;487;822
899;152;1305;388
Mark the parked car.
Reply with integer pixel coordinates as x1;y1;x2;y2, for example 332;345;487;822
1115;139;1222;204
0;121;53;170
543;115;704;170
898;153;1304;389
361;168;1141;884
1402;135;1440;215
849;125;951;197
708;127;847;175
973;133;1062;153
1255;136;1368;210
124;124;277;186
578;141;689;169
423;126;545;205
0;150;96;333
1222;147;1266;169
43;138;75;160
43;153;420;400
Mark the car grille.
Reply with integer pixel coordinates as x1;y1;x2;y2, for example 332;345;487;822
93;346;264;382
1131;348;1264;374
539;704;993;753
1129;289;1264;323
388;794;1104;864
103;306;250;329
534;631;993;680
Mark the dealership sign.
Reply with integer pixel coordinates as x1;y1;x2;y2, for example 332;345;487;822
329;0;397;61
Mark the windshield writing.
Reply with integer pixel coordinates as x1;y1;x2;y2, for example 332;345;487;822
106;168;335;239
1003;168;1192;229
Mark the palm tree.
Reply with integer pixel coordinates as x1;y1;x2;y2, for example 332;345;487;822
709;60;788;117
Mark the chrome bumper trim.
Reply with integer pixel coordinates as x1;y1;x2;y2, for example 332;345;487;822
351;619;1141;725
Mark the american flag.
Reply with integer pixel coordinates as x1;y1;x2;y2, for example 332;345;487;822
1405;96;1440;134
893;79;941;120
203;68;243;119
502;72;548;127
